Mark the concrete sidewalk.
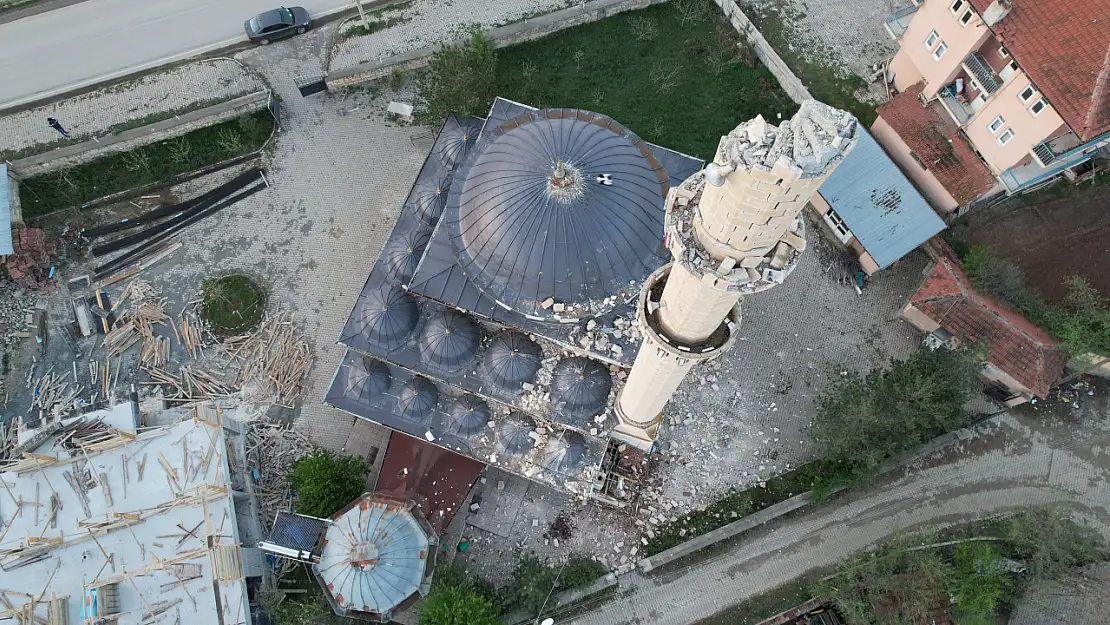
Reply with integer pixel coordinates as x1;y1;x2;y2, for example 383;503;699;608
0;58;262;161
563;397;1110;625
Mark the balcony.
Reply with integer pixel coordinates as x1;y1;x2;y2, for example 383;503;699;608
884;4;918;39
938;86;974;125
1001;132;1110;192
962;53;1001;95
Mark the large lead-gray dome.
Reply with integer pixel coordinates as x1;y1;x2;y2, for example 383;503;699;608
446;109;670;319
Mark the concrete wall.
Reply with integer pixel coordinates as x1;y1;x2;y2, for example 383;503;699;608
892;0;990;99
327;0;668;88
9;92;269;177
963;71;1067;173
710;0;811;104
871;116;960;213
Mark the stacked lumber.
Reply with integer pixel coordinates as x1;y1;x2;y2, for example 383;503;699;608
144;366;233;402
172;308;208;361
227;313;312;407
103;281;171;369
245;422;313;530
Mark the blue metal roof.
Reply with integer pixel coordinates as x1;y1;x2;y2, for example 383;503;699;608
0;164;12;256
818;127;945;269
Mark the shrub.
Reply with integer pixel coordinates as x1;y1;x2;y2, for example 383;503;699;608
215;128;242;154
199;274;266;336
946;542;1014;623
390;67;405;91
288;449;368;518
420;583;501;625
416;28;497;123
269;593;343;625
122;148;152;173
558;554;607;590
1003;507;1105;580
627;14;658;41
167;136;192;164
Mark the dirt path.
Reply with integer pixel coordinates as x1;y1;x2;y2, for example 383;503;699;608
565;390;1110;625
952;179;1110;303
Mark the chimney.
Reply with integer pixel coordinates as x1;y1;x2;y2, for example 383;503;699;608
610;101;859;450
982;0;1011;27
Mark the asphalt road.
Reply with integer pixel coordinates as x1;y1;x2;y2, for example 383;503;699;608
0;0;350;109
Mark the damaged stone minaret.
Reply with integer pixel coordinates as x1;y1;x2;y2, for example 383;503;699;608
612;100;859;449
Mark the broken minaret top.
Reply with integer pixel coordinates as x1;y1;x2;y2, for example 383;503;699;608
718;100;858;178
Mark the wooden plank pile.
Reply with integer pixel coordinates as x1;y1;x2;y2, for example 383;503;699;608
144;366;233;403
103;280;171;369
245;422;313;529
226;313;312;407
29;372;83;423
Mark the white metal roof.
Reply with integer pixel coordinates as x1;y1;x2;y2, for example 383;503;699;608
0;407;249;624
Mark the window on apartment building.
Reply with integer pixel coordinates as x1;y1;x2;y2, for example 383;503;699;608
933;41;949;60
950;0;965;13
1019;85;1036;102
925;30;940;49
1030;98;1047;116
999;45;1010;58
959;9;974;25
988;115;1005;134
998;128;1015;146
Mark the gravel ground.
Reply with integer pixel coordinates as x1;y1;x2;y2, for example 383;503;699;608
745;0;901;83
328;0;576;71
0;58;264;160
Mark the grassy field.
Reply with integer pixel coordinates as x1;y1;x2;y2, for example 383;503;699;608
19;111;274;219
493;0;798;160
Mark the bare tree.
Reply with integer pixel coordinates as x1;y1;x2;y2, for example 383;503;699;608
627;15;659;41
650;61;681;92
673;0;711;26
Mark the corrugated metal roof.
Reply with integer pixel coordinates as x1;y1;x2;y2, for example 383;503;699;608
0;164;12;256
818;127;946;269
315;494;434;620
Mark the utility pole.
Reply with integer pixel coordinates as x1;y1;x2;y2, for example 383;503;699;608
352;0;370;32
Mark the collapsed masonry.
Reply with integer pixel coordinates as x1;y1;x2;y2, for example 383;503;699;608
613;100;860;448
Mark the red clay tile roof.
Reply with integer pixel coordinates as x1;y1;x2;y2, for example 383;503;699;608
909;254;1067;397
877;84;996;205
969;0;1110;141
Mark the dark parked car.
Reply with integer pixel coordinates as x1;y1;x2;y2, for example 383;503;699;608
244;6;310;45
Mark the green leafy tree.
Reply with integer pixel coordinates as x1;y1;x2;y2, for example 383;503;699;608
1003;507;1105;580
289;449;368;518
420;578;501;625
501;553;559;616
416;28;497;124
946;542;1014;624
1052;275;1110;357
809;346;982;493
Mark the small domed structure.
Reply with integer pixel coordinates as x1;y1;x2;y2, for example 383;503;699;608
446;395;490;436
418;310;481;369
355;284;419;350
496;415;536;457
408;178;449;225
345;357;391;402
385;229;431;284
482;331;542;392
397;377;439;422
542;430;588;474
550;357;612;419
436;116;482;169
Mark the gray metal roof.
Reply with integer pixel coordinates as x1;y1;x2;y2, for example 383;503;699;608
0;164;12;256
445;108;670;320
818;127;945;269
267;511;328;553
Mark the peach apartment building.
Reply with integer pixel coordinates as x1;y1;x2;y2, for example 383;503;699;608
876;0;1110;212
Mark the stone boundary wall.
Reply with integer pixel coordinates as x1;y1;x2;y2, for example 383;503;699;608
710;0;812;104
8;92;270;178
636;410;1008;573
326;0;667;89
500;572;619;625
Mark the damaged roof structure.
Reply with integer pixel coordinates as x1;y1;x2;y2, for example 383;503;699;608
326;98;701;499
0;403;251;625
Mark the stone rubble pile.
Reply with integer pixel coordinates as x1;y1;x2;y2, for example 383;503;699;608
3;226;56;289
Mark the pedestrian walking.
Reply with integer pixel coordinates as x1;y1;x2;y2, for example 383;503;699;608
46;117;70;138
